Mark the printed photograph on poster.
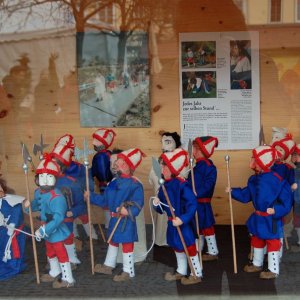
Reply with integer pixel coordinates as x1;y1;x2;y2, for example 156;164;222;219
77;31;150;128
182;71;217;98
181;41;216;69
230;40;252;89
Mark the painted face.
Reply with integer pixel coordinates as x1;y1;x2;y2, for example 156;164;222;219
110;154;118;175
38;173;56;187
231;44;239;57
249;157;262;174
161;161;172;180
115;157;131;175
93;138;106;151
192;142;204;160
291;152;300;164
275;146;285;161
161;136;176;153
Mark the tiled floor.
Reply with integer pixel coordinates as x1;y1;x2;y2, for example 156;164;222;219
1;225;300;299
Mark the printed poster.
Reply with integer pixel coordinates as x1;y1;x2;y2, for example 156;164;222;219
179;31;260;150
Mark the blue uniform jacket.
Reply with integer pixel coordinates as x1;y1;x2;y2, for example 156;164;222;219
271;162;295;186
90;174;144;243
153;177;197;251
231;171;293;240
187;158;217;229
0;198;27;280
65;161;94;192
31;188;70;243
91;150;113;188
56;172;87;233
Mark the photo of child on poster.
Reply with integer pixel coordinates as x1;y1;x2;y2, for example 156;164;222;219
230;40;251;89
181;41;216;69
182;71;216;98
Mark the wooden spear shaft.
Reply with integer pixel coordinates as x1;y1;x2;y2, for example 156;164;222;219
107;216;122;244
190;163;203;268
84;165;95;275
161;184;197;279
23;165;40;284
225;155;238;274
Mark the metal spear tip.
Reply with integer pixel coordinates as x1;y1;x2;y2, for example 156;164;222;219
159;178;165;185
225;155;230;162
22;163;28;171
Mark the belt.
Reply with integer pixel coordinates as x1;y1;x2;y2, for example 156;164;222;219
255;211;270;217
197;198;211;203
64;217;74;222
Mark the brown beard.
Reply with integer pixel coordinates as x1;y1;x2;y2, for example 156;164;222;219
40;185;54;192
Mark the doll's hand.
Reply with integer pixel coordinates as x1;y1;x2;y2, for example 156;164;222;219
291;183;298;191
35;228;43;241
7;223;15;236
267;207;275;215
172;217;183;227
225;186;232;193
117;206;128;216
66;211;73;217
84;190;89;202
35;225;47;241
24;199;30;208
152;197;160;206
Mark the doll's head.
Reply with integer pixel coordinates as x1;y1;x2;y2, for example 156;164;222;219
193;136;218;159
159;148;189;179
110;148;123;175
116;148;145;175
271;134;295;161
291;144;300;165
251;145;277;173
161;132;181;153
36;154;60;191
92;128;116;152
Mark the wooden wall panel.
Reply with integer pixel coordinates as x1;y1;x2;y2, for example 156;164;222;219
1;0;300;226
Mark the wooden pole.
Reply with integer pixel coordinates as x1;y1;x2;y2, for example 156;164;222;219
97;223;106;242
190;163;203;268
161;184;197;279
23;163;40;284
225;155;238;274
107;216;122;244
84;164;95;275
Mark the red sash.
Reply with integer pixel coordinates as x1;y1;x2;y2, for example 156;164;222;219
11;224;24;259
255;211;270;217
197;198;211;203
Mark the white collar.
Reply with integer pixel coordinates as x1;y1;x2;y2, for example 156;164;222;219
1;194;25;207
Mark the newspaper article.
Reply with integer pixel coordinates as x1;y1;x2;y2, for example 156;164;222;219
179;31;260;150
